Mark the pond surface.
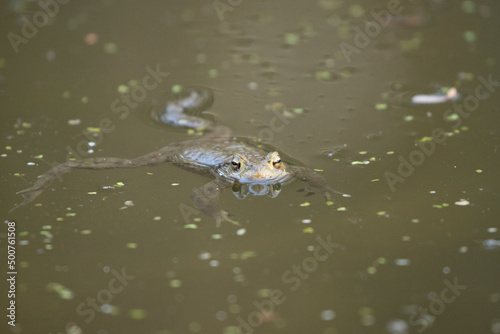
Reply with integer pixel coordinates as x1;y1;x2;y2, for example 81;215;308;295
2;0;500;333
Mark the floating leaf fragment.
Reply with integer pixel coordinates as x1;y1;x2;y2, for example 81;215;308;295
464;30;476;43
128;309;147;320
303;227;314;234
169;279;182;288
103;42;118;54
375;103;388;110
419;136;433;142
284;33;300;45
172;84;182;94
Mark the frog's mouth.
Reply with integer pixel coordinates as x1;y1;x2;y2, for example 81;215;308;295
231;182;282;199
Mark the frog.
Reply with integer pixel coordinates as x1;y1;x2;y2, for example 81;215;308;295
11;88;342;225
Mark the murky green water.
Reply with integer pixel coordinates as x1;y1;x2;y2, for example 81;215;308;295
2;1;500;333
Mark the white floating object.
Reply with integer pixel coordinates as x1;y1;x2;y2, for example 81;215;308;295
411;87;459;105
68;119;81;125
454;199;470;206
395;258;411;266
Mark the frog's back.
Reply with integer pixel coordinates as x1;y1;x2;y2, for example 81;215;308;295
173;139;267;168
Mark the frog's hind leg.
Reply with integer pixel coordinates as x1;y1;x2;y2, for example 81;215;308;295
10;146;178;213
190;179;238;227
290;166;344;202
152;89;216;131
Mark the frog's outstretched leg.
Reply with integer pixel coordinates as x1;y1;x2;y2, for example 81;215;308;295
190;178;237;227
10;89;219;213
153;89;214;130
290;166;344;202
9;145;179;213
152;88;232;138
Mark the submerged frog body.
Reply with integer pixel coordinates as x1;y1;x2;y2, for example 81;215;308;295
11;89;341;225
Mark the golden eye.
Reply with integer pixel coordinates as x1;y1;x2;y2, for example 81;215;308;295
231;156;242;171
268;151;282;169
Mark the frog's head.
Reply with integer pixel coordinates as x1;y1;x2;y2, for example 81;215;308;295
219;151;291;184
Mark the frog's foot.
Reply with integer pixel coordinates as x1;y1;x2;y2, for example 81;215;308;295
298;184;343;202
9;186;44;213
214;210;240;228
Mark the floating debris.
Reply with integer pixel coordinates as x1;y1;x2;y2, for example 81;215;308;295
103;42;118;54
320;309;336;321
46;282;74;300
84;33;99;45
303;227;314;234
411;87;459;105
375;103;388;111
284;33;300;46
463;30;477;43
128;308;147;320
68;119;81;126
482;239;500;250
454;199;470;206
169;279;182;288
395;258;411;266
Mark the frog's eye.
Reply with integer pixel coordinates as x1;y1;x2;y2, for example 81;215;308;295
269;152;282;169
231;156;243;171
